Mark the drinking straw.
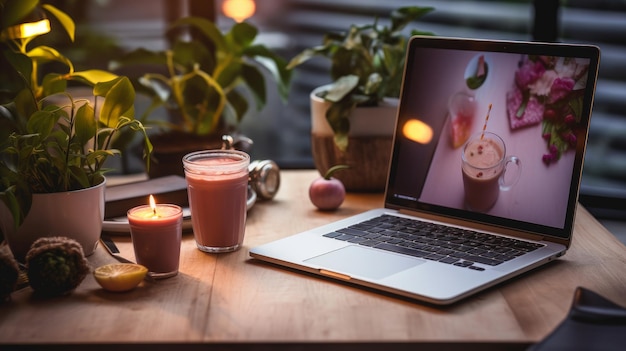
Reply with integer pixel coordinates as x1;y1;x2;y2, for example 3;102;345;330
480;103;493;140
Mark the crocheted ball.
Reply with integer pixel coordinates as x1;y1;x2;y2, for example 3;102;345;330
25;237;90;296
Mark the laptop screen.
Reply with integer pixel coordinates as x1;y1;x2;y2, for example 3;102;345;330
385;36;600;240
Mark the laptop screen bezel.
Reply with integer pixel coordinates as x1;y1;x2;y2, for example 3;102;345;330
384;36;601;241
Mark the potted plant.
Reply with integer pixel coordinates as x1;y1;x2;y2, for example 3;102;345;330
287;6;434;191
110;17;292;178
0;0;152;261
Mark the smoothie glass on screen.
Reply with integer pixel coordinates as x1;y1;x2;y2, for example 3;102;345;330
461;132;521;212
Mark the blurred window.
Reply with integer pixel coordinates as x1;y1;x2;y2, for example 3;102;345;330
58;0;626;207
231;0;626;218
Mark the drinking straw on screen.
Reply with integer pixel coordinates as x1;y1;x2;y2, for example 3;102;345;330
480;103;493;140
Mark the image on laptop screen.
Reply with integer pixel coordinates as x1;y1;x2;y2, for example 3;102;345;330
386;38;598;240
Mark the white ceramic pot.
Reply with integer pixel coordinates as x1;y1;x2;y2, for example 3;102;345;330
310;85;398;192
0;178;106;262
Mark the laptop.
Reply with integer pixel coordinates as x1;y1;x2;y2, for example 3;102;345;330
249;36;601;305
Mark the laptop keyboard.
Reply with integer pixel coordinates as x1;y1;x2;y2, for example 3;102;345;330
323;215;544;271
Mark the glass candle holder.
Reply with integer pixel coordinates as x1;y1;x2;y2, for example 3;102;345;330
127;204;183;278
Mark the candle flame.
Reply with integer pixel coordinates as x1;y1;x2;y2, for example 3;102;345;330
149;195;157;216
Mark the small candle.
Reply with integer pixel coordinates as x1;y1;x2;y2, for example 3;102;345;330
127;195;183;279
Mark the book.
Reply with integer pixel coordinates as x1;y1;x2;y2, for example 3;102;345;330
105;175;189;218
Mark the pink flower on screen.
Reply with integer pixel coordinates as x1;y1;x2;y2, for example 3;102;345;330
515;60;545;88
549;77;576;104
507;55;590;165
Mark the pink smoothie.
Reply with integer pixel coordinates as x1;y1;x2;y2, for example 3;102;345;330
462;137;504;212
184;156;249;252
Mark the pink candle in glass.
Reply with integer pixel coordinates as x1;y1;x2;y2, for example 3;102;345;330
127;196;183;278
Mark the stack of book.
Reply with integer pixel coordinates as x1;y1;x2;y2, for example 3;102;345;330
104;175;189;219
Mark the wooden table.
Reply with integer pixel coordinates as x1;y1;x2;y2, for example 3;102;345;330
2;170;626;351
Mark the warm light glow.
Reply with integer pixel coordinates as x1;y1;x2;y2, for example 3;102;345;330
403;119;433;144
149;195;157;216
2;19;50;39
222;0;256;22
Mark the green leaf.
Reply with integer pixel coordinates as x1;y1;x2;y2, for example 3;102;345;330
26;109;60;137
465;62;489;90
68;165;90;189
95;126;115;145
1;0;38;28
410;29;435;37
516;91;529;118
225;89;248;124
182;40;217;74
230;21;258;48
117;119;152;168
15;134;39;160
326;98;354;152
41;72;67;97
74;103;96;147
0;184;30;231
390;6;434;33
172;40;215;73
569;95;584;122
1;50;32;93
184;68;226;134
286;47;328;69
109;48;167;70
42;4;75;42
95;77;135;128
324;75;359;102
70;69;118;85
331;46;371;82
241;62;266;110
170;16;226;52
244;45;292;101
92;75;121;96
179;74;211;107
333;133;348;153
138;74;171;103
363;73;382;96
13;88;37;128
214;56;242;89
27;46;72;71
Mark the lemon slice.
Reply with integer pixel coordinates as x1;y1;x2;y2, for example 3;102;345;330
94;263;148;292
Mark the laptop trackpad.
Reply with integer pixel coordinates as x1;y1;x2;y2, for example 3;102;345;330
304;245;424;280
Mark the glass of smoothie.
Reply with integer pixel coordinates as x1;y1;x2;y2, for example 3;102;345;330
182;150;250;253
448;92;476;149
461;132;521;212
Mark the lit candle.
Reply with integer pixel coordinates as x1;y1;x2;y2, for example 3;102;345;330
127;195;183;279
222;0;256;22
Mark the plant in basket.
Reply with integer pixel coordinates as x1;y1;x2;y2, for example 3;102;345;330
286;6;434;191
